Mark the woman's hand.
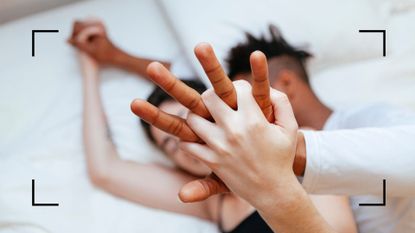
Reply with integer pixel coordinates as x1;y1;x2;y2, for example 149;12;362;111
180;82;335;233
130;43;307;202
180;80;299;209
75;26;101;79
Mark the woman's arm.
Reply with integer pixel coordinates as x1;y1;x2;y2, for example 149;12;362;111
310;195;357;233
79;53;211;220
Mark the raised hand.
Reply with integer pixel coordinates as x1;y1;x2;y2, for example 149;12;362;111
131;43;273;202
250;51;274;122
180;80;299;205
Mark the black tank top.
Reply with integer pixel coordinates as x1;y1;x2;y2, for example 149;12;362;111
222;211;273;233
217;195;273;233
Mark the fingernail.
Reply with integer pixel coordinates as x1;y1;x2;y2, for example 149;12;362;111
177;195;184;203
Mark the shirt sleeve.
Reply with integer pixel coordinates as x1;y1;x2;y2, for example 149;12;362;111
301;125;415;197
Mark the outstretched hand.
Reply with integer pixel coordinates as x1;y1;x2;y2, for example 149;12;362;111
131;43;275;202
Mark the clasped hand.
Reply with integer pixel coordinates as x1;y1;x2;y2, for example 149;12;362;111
131;43;301;208
181;80;299;209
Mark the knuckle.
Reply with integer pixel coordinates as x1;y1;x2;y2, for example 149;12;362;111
205;159;220;170
214;143;232;157
245;120;266;136
168;119;184;135
226;127;245;144
218;89;234;99
206;64;223;78
248;120;265;131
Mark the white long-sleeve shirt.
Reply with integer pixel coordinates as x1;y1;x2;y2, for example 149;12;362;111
302;104;415;233
303;125;415;196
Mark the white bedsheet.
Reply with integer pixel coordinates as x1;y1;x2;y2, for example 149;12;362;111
2;0;415;232
0;1;217;233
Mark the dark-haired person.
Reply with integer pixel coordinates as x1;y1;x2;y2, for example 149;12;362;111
75;28;358;232
225;25;415;233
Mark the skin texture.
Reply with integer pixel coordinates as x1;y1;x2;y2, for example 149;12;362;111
72;19;356;233
68;19;171;78
131;45;280;202
79;47;258;231
181;81;335;232
130;45;355;232
132;46;275;144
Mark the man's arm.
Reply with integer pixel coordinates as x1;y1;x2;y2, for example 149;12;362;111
301;126;415;196
68;20;171;79
112;49;171;77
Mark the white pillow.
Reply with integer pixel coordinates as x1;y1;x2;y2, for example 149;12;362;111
158;0;387;83
311;53;415;110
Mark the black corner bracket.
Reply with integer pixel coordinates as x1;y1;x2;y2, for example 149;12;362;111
31;30;59;57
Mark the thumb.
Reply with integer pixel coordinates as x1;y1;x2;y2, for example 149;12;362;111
178;174;229;202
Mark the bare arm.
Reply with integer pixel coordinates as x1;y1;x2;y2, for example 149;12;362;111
311;195;357;233
79;53;210;220
69;19;171;79
111;47;171;77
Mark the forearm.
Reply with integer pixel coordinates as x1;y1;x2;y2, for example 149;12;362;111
300;126;415;196
257;176;335;233
111;47;171;78
293;131;307;176
82;69;118;179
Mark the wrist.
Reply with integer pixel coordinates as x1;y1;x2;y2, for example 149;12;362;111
293;131;306;176
255;174;306;216
109;46;126;66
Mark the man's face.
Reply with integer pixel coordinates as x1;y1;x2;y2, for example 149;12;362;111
150;100;211;177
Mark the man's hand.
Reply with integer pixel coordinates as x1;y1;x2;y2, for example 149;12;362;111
131;43;273;142
68;19;119;65
131;43;274;201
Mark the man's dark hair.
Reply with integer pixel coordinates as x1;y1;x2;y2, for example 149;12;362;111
227;25;312;84
140;79;207;144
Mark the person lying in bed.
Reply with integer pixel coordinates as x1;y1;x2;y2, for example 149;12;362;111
211;25;415;233
71;20;357;233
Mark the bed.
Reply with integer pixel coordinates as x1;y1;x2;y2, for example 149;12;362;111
1;0;415;232
0;1;215;232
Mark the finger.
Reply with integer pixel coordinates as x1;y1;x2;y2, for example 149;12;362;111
186;113;224;147
68;21;83;44
146;62;210;119
232;80;267;125
179;173;229;203
270;89;298;131
200;89;234;126
130;99;201;142
250;51;274;122
180;142;219;168
72;39;92;54
69;20;102;44
194;43;237;109
72;26;104;53
76;26;104;44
